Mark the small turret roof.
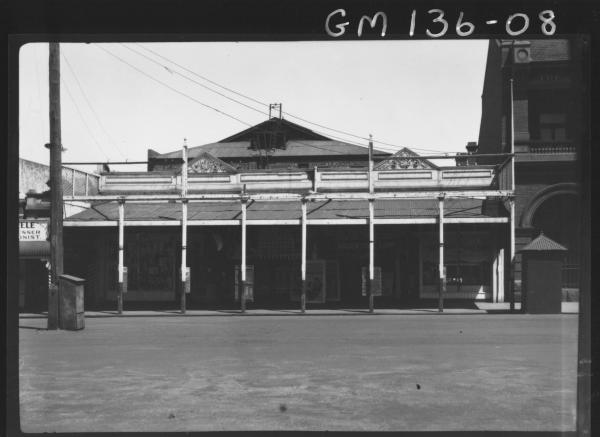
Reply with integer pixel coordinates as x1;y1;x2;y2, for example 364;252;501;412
519;232;568;252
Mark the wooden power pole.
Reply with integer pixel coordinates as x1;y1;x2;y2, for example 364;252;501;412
46;42;64;330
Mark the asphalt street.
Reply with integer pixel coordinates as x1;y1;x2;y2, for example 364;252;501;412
19;314;577;432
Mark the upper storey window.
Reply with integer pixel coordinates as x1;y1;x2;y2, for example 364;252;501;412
539;113;567;141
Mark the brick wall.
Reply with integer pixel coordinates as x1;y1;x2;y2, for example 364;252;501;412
511;163;579;299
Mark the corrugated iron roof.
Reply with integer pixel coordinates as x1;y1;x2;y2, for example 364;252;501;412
158;140;389;160
67;198;504;223
519;233;568;252
219;117;332;142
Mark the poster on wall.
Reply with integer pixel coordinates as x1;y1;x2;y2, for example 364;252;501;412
19;219;49;241
234;265;254;302
361;267;382;296
290;260;326;303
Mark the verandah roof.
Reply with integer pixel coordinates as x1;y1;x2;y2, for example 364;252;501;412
65;199;508;225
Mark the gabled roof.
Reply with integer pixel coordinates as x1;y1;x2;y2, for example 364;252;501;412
519;232;568;252
220;117;331;142
153;117;390;160
374;147;437;170
159;140;389;160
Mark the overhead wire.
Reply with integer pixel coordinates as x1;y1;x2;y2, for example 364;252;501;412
61;76;111;160
133;43;267;108
94;44;254;128
96;43;463;161
100;44;361;157
133;43;457;155
62;50;127;160
120;43;270;118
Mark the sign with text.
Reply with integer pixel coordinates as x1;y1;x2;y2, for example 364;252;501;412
19;220;49;242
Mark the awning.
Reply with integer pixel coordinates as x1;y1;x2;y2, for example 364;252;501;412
19;241;51;259
64;199;508;226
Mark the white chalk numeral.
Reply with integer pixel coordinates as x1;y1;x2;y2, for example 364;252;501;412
506;13;530;36
409;9;416;37
426;9;448;38
456;12;475;36
539;10;556;35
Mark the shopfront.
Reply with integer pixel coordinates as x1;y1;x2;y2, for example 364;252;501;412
63;197;509;310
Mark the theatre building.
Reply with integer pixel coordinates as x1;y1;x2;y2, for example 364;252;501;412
474;38;584;301
62;117;513;310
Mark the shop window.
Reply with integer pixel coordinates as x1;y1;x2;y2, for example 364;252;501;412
124;232;177;291
422;262;490;286
421;230;492;287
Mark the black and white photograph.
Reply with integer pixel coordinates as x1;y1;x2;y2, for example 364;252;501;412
9;3;593;434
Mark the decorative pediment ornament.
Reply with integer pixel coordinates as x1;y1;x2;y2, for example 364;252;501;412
375;148;434;170
187;152;237;174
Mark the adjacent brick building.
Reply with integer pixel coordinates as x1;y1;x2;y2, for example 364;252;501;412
474;38;584;300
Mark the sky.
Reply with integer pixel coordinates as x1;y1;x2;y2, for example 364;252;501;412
19;40;488;171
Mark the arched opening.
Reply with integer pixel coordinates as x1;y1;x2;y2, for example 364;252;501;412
531;193;580;293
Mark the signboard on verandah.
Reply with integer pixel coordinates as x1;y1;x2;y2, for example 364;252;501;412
19;219;49;241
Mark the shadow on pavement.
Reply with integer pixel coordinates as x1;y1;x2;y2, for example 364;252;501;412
19;325;48;331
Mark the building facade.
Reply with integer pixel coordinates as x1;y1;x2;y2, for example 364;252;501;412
19;159;99;311
475;38;584;301
62;118;513;310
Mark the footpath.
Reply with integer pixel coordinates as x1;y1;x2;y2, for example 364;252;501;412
19;302;579;318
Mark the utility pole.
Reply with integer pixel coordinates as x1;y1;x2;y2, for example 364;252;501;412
46;42;64;330
367;134;374;313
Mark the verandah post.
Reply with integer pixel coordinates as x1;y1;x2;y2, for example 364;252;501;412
180;199;188;314
509;196;516;312
117;198;125;314
180;143;188;314
438;194;445;313
509;77;516;313
367;135;375;313
240;195;248;313
301;198;307;313
368;198;375;313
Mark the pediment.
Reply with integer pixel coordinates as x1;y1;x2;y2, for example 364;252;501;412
375;148;436;170
187;152;237;174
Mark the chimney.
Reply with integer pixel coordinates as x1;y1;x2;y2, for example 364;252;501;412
97;163;110;174
456;142;479;166
466;141;479;154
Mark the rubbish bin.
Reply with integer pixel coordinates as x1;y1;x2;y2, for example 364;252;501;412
58;274;85;330
519;232;567;314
